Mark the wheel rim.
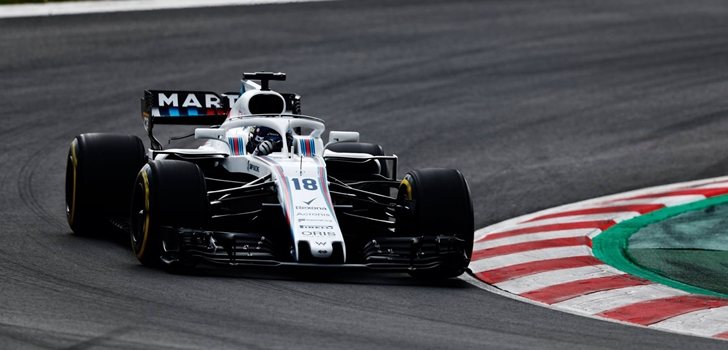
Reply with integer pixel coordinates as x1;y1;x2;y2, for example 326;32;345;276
65;141;78;225
130;173;151;258
130;182;144;247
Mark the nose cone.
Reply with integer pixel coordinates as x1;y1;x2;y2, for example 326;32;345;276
308;240;334;258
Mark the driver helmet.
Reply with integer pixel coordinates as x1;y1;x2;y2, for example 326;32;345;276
247;126;283;154
252;126;282;144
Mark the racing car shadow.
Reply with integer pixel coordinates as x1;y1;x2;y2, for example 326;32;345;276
176;265;473;288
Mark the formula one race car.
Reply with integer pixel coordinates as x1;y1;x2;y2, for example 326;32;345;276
65;72;474;278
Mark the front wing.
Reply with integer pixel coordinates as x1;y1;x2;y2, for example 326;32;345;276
159;227;468;272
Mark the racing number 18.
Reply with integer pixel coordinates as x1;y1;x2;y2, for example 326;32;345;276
291;178;318;191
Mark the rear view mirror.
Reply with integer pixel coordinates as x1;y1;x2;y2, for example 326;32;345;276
327;131;360;146
195;128;226;140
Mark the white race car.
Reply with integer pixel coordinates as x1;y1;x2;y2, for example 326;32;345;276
65;72;474;279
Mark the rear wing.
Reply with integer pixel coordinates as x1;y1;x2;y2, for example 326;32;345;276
141;90;237;129
141;89;301;149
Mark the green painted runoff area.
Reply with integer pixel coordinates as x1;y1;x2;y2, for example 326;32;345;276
593;194;728;298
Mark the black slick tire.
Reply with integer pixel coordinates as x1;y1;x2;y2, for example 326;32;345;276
397;168;474;279
130;160;209;268
65;133;146;236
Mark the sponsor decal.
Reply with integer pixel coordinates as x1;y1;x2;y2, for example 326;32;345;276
156;92;236;108
298;138;317;157
301;231;336;236
299;225;334;230
314;241;327;246
291;178;318;191
248;163;260;172
303;197;316;205
229;136;245;155
295;212;329;217
297;218;334;223
295;206;328;211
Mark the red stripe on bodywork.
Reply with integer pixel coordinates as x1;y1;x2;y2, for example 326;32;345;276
477;221;615;243
619;188;728;200
471;236;591;261
520;275;650;304
232;137;240;155
526;204;664;222
597;295;728;325
475;256;604;284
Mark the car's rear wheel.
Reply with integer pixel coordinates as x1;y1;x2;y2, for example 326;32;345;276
131;160;209;268
65;133;146;236
396;168;474;279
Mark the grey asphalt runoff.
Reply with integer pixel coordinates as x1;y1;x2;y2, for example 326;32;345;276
2;0;728;348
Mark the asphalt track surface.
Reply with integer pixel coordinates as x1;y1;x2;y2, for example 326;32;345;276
2;0;728;348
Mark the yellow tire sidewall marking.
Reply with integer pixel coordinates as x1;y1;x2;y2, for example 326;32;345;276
401;177;413;201
68;139;79;225
136;167;152;258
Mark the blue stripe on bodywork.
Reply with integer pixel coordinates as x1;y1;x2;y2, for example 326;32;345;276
168;107;180;117
187;107;198;116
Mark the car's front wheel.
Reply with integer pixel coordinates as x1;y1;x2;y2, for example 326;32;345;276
396;168;474;279
131;160;209;268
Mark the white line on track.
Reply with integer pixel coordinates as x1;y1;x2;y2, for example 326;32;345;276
526;211;642;223
553;284;688;314
696;181;728;189
494;265;623;295
489;212;636;231
469;246;593;272
474;228;596;250
600;196;705;208
650;306;728;337
0;0;331;19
